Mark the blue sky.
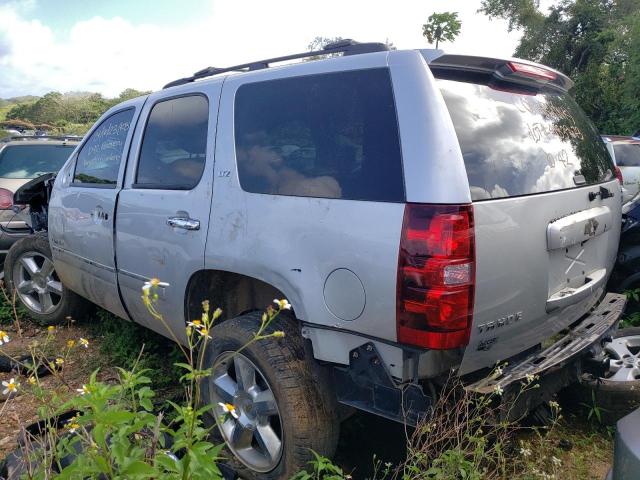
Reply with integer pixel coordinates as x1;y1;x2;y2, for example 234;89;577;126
18;0;213;33
0;0;548;98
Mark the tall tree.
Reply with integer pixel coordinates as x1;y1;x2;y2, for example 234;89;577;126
422;12;462;49
480;0;640;134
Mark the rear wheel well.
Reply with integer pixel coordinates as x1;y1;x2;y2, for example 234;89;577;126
185;270;291;325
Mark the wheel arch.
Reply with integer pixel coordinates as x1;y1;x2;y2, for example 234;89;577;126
184;269;299;326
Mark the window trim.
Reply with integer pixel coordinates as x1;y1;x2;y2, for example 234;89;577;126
71;107;135;189
132;92;210;191
232;67;406;202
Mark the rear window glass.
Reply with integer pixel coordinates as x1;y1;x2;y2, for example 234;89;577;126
0;144;75;178
437;75;614;201
613;143;640;167
234;68;404;202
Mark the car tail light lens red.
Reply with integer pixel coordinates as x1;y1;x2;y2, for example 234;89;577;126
0;188;13;210
507;61;557;81
397;204;475;350
615;166;623;185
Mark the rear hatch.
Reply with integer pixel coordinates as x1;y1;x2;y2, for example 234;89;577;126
431;58;621;375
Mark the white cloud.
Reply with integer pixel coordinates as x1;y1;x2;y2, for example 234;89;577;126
0;0;527;98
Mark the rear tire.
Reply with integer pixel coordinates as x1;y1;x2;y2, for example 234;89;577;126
200;311;339;479
4;233;91;325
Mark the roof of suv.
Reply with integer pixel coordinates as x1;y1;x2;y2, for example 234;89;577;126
162;39;573;93
602;135;640;145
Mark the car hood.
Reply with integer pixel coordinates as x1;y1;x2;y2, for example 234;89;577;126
0;178;31;194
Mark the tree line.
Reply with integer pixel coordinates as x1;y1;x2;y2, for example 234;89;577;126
0;89;149;135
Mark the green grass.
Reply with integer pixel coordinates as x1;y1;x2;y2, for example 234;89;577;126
86;308;182;390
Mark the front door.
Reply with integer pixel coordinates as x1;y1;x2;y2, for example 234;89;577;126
115;88;219;340
49;101;144;319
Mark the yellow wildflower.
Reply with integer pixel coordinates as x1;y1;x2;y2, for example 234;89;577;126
0;330;9;345
79;338;89;349
67;340;75;348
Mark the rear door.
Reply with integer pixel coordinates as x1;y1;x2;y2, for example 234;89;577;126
434;72;621;374
115;87;219;339
49;102;143;318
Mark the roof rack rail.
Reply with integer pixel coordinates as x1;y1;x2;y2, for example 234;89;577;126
163;39;389;89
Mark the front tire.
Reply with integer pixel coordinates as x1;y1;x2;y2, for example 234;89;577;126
4;233;90;325
201;312;339;479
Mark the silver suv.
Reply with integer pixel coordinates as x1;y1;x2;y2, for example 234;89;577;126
4;40;626;479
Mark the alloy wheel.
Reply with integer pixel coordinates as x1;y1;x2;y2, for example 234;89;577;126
603;335;640;382
12;251;62;315
209;351;283;472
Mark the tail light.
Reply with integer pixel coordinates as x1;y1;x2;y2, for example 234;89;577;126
615;166;623;185
396;204;475;350
0;188;13;210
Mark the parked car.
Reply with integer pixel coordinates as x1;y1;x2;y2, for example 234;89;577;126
0;136;79;266
602;136;640;213
607;405;640;479
4;40;628;478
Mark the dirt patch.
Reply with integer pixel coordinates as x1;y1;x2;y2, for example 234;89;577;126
0;319;114;458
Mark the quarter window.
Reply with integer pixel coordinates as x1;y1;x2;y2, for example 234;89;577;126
74;109;134;185
136;95;209;189
234;69;404;202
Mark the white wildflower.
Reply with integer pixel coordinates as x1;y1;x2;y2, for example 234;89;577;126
218;402;239;419
273;299;292;310
2;378;18;395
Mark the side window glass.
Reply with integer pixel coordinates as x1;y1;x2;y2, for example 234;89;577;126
136;95;209;189
74;109;134;185
614;144;640;167
234;68;404;202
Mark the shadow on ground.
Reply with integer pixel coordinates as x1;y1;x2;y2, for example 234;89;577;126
334;411;409;478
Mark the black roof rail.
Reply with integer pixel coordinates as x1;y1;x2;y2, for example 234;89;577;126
163;39;389;89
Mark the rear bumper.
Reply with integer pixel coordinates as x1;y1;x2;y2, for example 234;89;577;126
466;293;626;396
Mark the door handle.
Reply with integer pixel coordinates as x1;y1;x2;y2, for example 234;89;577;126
167;217;200;230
